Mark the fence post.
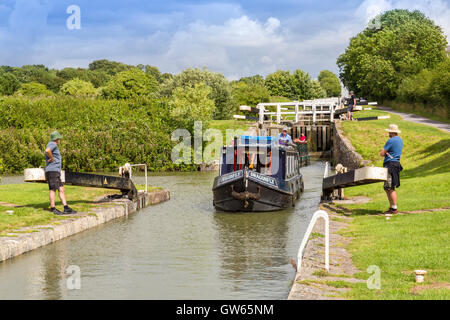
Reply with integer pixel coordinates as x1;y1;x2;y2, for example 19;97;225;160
277;104;281;124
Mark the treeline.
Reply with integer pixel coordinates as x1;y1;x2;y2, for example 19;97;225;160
0;60;341;173
338;9;449;119
0;60;341;118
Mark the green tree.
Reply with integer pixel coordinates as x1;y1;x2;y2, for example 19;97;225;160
265;69;313;100
337;9;447;100
0;72;20;95
15;82;54;97
102;69;159;99
60;78;99;97
231;81;270;108
308;80;327;99
12;65;65;92
162;68;233;120
291;69;313;100
264;70;293;98
88;59;134;75
137;64;163;83
57;68;111;88
168;82;215;130
397;57;450;107
318;70;341;97
239;75;265;86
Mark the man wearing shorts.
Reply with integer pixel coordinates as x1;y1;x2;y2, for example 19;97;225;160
45;131;77;215
379;124;403;214
347;91;356;121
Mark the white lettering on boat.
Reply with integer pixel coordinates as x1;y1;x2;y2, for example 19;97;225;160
218;171;243;185
248;171;277;187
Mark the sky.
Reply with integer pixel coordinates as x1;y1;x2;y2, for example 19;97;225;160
0;0;449;79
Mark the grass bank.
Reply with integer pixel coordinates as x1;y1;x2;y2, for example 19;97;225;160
342;109;449;212
209;120;253;144
336;108;450;299
0;183;120;235
383;101;450;124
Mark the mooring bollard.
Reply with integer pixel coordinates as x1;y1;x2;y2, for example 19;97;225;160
414;270;427;283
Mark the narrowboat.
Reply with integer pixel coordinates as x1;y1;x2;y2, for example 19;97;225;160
212;136;304;212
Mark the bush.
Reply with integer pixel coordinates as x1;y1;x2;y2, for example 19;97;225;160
0;96;197;173
0;72;20;96
60;78;99;97
162;68;234;120
15;82;54;97
102;69;159;99
396;57;450;115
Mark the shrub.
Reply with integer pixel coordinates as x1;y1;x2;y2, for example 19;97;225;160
15;82;54;97
60;78;99;97
102;69;159;99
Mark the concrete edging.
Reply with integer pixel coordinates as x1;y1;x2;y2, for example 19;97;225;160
0;189;170;262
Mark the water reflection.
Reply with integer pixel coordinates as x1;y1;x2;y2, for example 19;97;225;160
0;163;324;299
213;210;292;292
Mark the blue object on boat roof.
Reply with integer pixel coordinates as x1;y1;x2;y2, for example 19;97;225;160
240;136;273;145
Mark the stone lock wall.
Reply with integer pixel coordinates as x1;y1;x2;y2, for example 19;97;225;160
331;121;371;170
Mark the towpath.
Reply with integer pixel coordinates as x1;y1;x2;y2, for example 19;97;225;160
378;106;450;133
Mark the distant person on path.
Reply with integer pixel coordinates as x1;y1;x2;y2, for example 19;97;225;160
379;124;403;215
278;127;293;145
347;91;356;121
44;131;77;215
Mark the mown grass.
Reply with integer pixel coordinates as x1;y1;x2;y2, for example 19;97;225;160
209;120;253;144
337;109;450;299
0;183;119;234
341;211;449;299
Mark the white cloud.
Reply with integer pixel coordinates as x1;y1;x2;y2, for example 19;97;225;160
1;0;449;79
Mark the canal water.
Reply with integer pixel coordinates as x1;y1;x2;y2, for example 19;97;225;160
0;162;325;299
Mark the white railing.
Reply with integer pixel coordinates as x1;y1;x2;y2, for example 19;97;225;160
257;98;341;124
297;210;330;272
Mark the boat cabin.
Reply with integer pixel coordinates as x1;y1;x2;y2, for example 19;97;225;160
219;136;300;181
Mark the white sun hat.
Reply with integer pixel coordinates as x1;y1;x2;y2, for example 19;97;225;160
385;124;401;133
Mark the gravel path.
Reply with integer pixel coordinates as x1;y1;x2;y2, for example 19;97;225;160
378;106;450;133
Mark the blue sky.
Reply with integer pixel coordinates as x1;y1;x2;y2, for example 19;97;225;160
0;0;449;79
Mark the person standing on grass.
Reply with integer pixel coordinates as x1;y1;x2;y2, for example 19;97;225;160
44;131;77;215
380;124;403;215
347;91;356;121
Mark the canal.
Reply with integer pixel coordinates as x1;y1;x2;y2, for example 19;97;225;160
0;162;325;299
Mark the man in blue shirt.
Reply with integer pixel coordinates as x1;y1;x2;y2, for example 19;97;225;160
278;127;293;146
45;131;77;215
379;124;403;215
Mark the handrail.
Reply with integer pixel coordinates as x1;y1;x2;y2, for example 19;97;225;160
129;163;148;193
257;98;341;124
297;210;329;272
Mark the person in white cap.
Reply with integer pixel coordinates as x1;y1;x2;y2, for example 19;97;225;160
278;127;293;146
379;124;403;214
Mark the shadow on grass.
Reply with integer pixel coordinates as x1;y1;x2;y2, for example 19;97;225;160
331;204;381;216
403;140;450;178
345;209;382;216
19;200;98;210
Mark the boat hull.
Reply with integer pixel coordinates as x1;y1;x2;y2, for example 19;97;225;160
212;170;304;212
